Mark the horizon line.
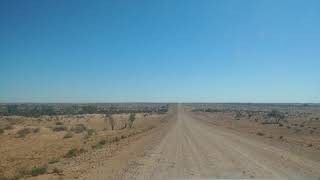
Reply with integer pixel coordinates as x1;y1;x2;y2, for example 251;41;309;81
0;102;319;104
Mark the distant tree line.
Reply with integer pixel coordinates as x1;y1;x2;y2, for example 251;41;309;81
0;104;168;117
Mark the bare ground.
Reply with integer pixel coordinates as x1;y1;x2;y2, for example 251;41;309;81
81;104;320;180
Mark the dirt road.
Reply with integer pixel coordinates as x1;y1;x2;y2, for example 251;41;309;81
82;104;320;179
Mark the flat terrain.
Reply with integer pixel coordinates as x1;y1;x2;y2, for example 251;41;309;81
1;103;320;179
0;105;168;179
82;104;320;179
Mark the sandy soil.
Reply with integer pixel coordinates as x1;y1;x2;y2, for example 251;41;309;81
81;104;320;180
1;104;319;179
0;112;167;179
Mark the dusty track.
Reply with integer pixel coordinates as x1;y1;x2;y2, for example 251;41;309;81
83;105;320;179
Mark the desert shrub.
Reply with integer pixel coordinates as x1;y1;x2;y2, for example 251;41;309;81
286;126;291;129
64;148;85;158
267;110;284;118
300;124;304;128
0;175;9;180
86;129;95;136
33;128;40;133
52;126;67;132
0;175;18;180
4;125;13;130
234;113;240;119
120;123;127;129
52;168;63;174
205;109;222;113
84;129;95;139
99;139;106;145
266;110;285;124
48;159;59;164
71;124;87;133
278;123;283;127
16;167;29;177
128;113;136;128
113;136;120;142
105;113;115;130
0;129;4;134
256;132;264;136
112;136;120;142
30;167;47;176
55;122;63;126
279;136;283;139
63;132;73;139
92;139;108;149
16;128;31;138
64;149;77;158
92;144;102;149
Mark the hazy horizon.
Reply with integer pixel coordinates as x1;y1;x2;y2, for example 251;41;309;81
1;0;319;103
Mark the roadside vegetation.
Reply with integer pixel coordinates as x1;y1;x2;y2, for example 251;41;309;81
0;103;169;117
190;103;320;150
0;103;168;178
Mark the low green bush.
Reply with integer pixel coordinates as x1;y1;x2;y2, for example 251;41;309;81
63;132;73;139
71;124;87;133
52;126;67;132
30;167;47;176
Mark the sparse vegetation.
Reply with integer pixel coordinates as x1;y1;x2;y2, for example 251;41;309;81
4;125;13;130
49;159;59;164
33;127;40;133
128;113;136;128
71;124;87;133
84;129;95;139
56;122;63;125
86;129;95;136
52;126;67;132
0;103;168;117
52;167;63;174
0;103;169;178
16;128;31;138
111;136;120;143
30;166;47;176
64;148;86;158
263;109;285;124
105;113;115;130
0;175;10;180
92;139;106;149
63;132;73;139
99;139;107;145
256;132;264;136
1;103;318;179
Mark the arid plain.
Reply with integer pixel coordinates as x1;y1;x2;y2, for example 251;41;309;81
0;103;320;179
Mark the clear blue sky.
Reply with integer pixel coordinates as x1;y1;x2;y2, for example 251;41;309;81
0;0;319;103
